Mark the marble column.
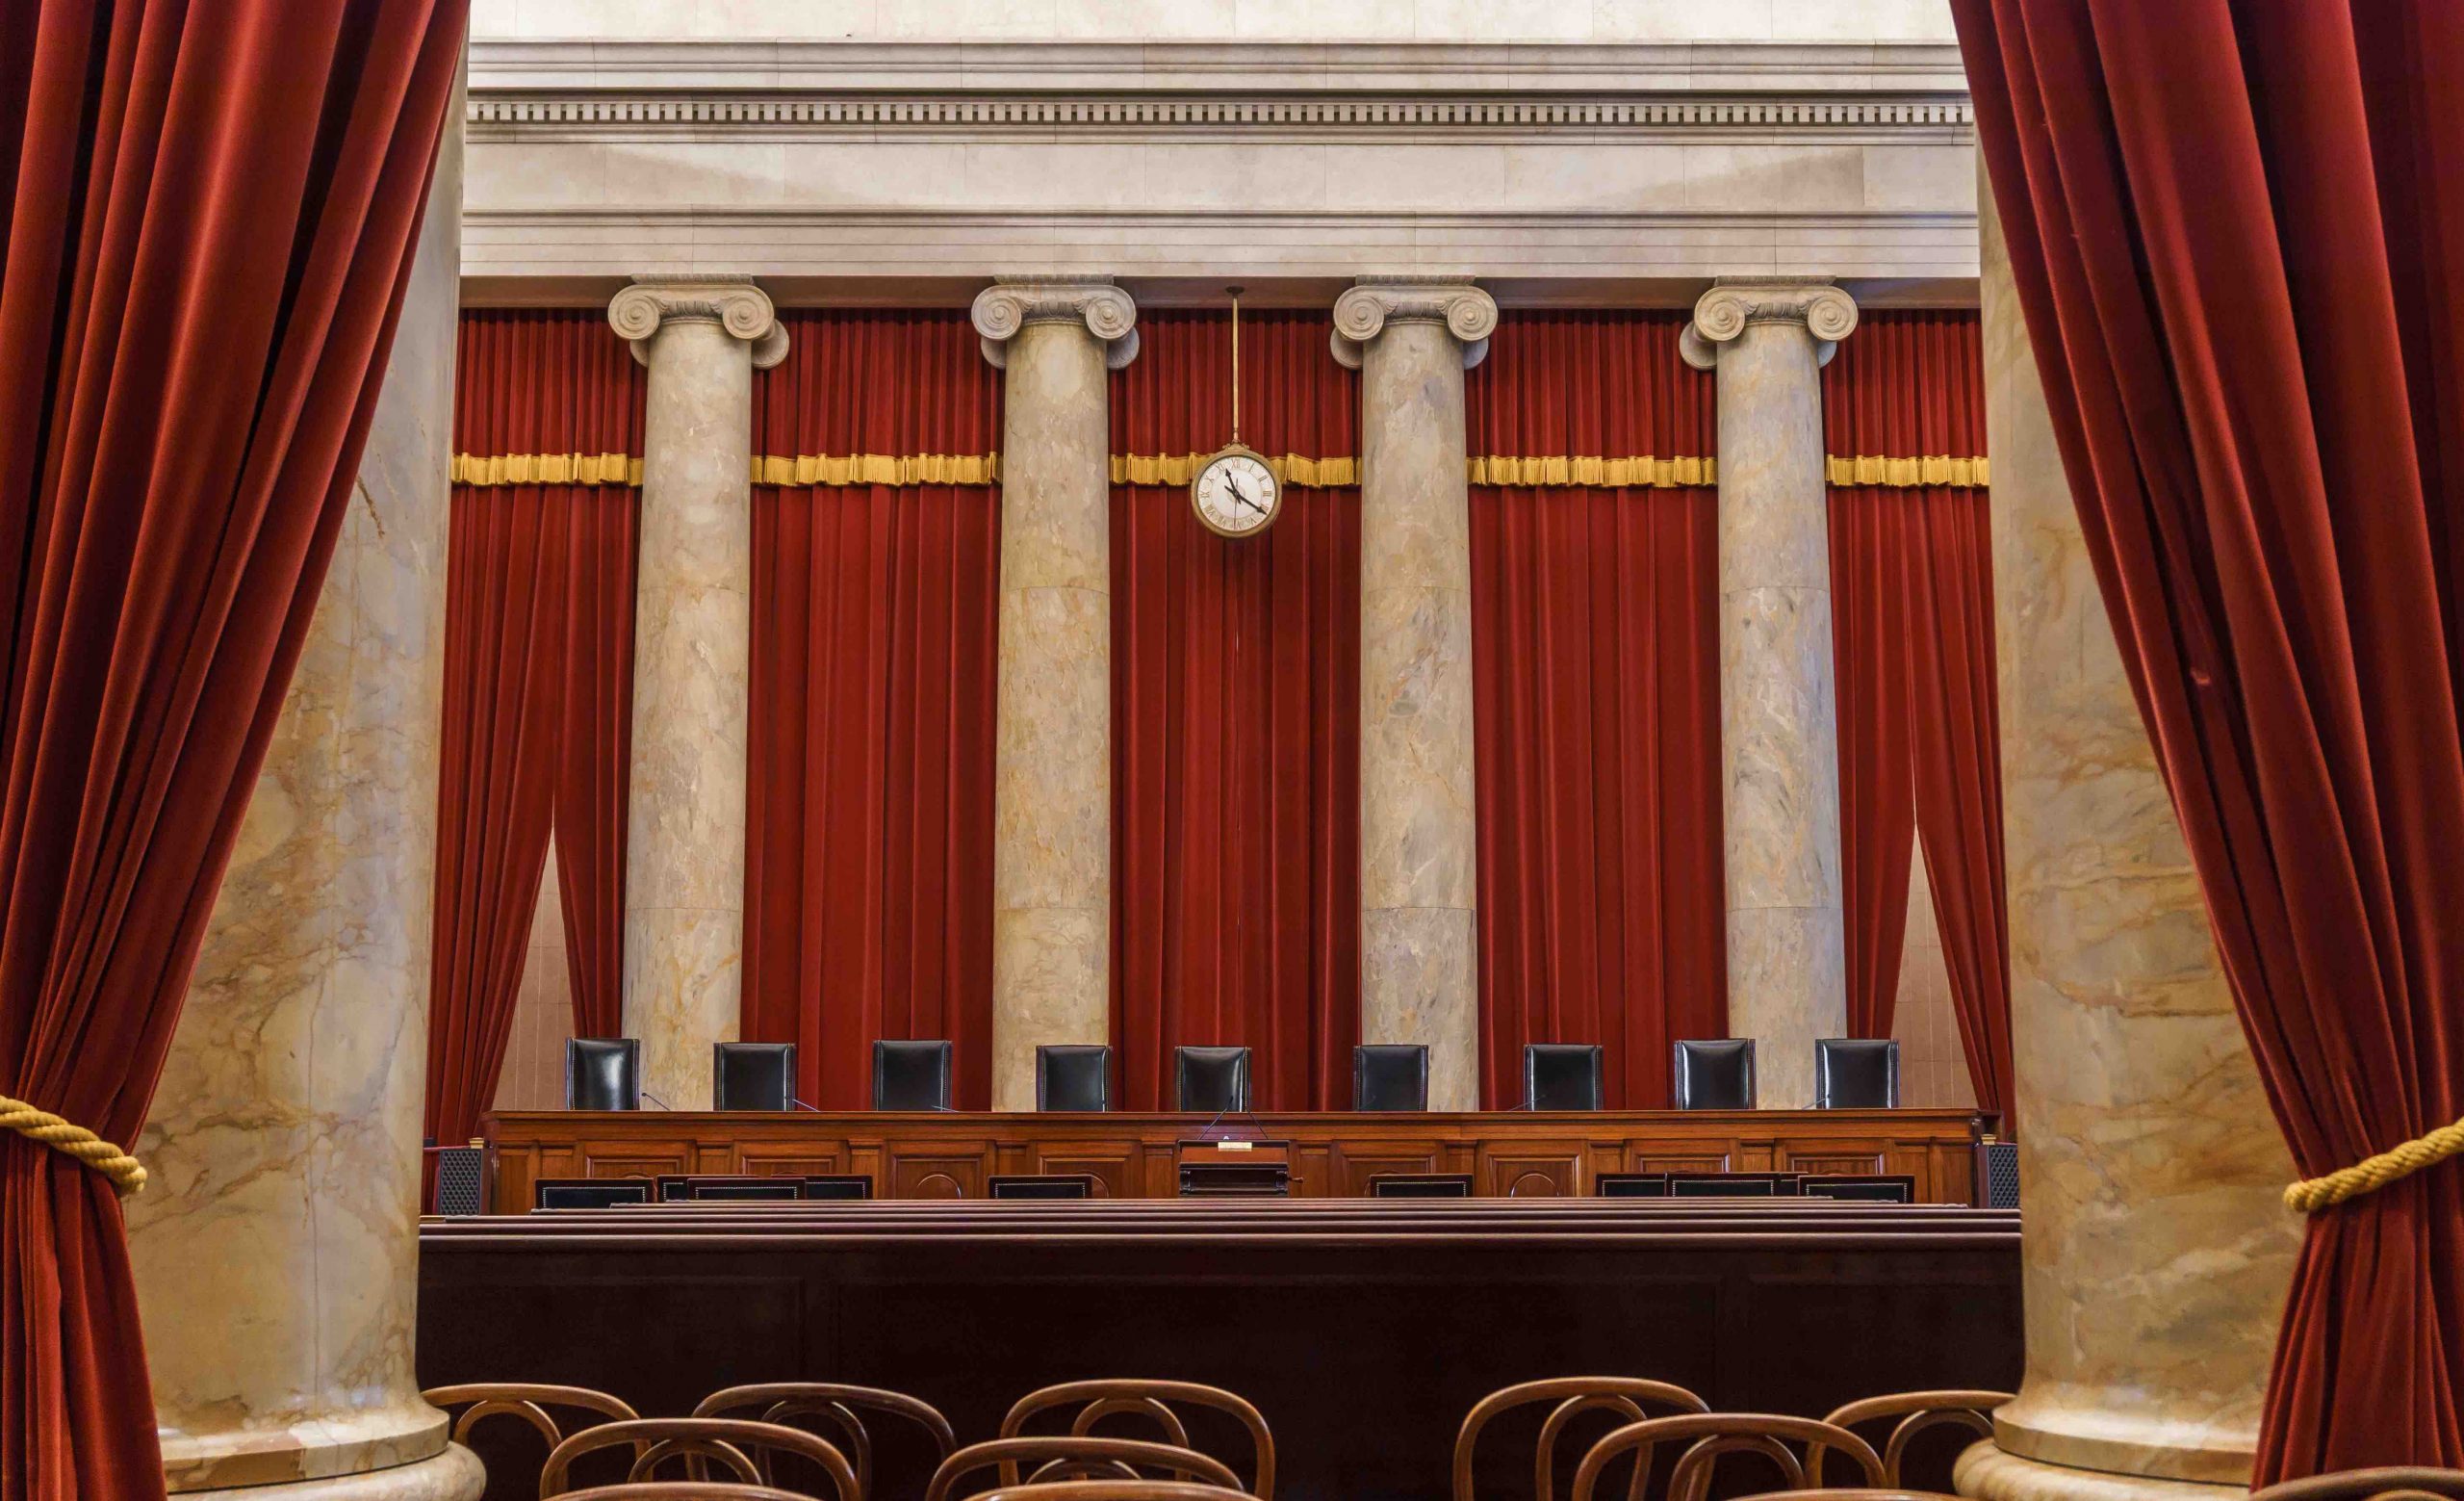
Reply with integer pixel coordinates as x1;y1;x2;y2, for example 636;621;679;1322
1955;164;2301;1501
1332;276;1497;1113
605;278;786;1109
124;78;482;1501
972;278;1138;1111
1681;279;1857;1109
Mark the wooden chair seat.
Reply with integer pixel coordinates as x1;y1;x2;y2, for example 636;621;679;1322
556;1487;814;1501
2249;1470;2464;1501
954;1484;1257;1501
928;1437;1244;1501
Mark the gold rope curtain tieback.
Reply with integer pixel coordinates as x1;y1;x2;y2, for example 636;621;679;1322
2284;1113;2464;1213
0;1094;147;1195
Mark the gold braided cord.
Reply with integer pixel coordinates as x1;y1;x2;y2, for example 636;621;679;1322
1826;453;1990;488
0;1094;146;1195
1471;454;1715;488
450;452;1989;493
2284;1115;2464;1213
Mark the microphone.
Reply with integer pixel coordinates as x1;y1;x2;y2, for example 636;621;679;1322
790;1097;820;1112
640;1091;674;1111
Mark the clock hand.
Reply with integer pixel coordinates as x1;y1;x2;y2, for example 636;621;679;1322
1226;474;1266;515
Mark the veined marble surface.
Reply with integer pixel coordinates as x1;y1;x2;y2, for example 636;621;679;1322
986;304;1119;1110
127;89;478;1501
1959;162;2298;1501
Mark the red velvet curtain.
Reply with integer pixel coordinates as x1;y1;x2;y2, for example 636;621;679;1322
0;5;463;1497
425;311;642;1159
1466;312;1728;1109
1824;311;2015;1123
1110;312;1361;1110
1960;0;2464;1474
744;311;1002;1110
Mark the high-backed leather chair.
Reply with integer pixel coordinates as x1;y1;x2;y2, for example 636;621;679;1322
533;1178;653;1209
565;1038;641;1111
1523;1044;1604;1111
1813;1037;1900;1108
714;1042;797;1112
1670;1038;1756;1110
1175;1047;1251;1113
1352;1045;1428;1111
1037;1045;1113;1111
873;1040;954;1111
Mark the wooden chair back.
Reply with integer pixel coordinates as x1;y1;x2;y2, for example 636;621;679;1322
554;1487;813;1501
1450;1377;1708;1501
2250;1470;2464;1501
696;1383;957;1500
948;1484;1257;1501
1571;1413;1884;1501
927;1437;1244;1501
1817;1391;2013;1486
542;1417;859;1501
1001;1381;1275;1501
422;1383;642;1490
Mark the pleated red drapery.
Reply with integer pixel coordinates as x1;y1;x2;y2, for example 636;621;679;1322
743;312;1003;1110
425;310;643;1161
0;5;464;1497
1823;310;2015;1124
1466;312;1728;1109
1960;0;2464;1474
1110;312;1362;1110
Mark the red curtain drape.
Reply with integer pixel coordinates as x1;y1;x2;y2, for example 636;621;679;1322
1110;311;1361;1111
1466;312;1728;1109
744;311;1002;1110
1960;0;2464;1475
1823;310;2015;1123
0;5;463;1497
425;311;642;1160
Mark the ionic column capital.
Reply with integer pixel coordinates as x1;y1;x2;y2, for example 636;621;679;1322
1331;275;1500;370
972;276;1141;371
608;276;789;370
1680;277;1859;371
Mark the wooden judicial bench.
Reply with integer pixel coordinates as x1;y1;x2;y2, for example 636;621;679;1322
479;1106;1989;1208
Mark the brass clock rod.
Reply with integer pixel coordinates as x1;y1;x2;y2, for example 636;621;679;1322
1227;285;1244;446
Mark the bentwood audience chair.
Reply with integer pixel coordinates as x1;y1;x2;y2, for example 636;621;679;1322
543;1418;859;1501
1174;1048;1252;1114
1038;1046;1114;1111
567;1038;643;1110
875;1040;956;1111
1817;1392;2014;1489
2249;1470;2464;1501
1812;1040;1900;1110
424;1384;643;1496
697;1383;958;1501
953;1485;1260;1501
1524;1045;1605;1111
714;1043;798;1112
1669;1040;1756;1110
553;1486;814;1501
1352;1045;1429;1111
1002;1380;1275;1501
927;1437;1244;1501
1571;1414;1882;1501
1451;1377;1707;1501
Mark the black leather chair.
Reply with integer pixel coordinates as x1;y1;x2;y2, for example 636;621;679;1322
1596;1173;1670;1198
1369;1173;1472;1198
873;1039;954;1111
1524;1044;1604;1111
989;1174;1096;1199
1036;1045;1113;1111
1800;1174;1915;1203
1671;1038;1757;1110
1668;1172;1797;1197
803;1175;873;1201
1175;1046;1252;1113
533;1178;652;1210
1813;1037;1900;1109
1352;1045;1429;1111
713;1042;797;1112
564;1038;641;1111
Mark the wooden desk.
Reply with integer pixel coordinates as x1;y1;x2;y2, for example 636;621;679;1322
482;1107;1984;1209
418;1199;2020;1501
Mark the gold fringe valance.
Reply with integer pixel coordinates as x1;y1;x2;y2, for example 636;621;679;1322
453;452;1989;492
1111;453;1360;488
1825;454;1990;488
751;453;1001;487
1470;455;1715;488
451;453;642;487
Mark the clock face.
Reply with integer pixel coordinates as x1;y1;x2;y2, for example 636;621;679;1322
1193;449;1281;538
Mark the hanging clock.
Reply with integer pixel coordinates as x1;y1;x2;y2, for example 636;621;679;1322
1190;287;1282;538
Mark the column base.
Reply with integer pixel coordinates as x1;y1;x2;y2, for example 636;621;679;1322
1958;1441;2251;1501
173;1446;485;1501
